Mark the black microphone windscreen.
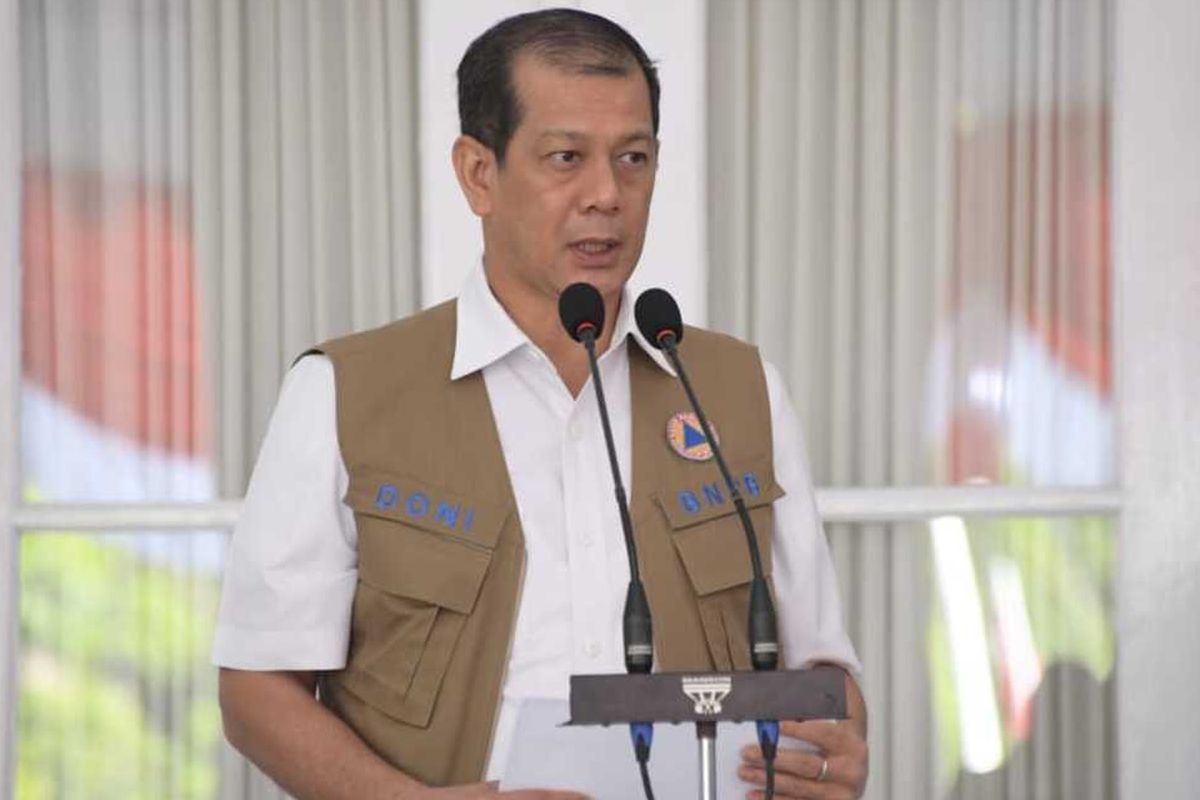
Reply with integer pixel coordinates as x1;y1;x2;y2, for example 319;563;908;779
559;282;606;342
634;288;684;349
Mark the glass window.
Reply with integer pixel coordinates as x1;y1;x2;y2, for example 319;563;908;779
16;0;420;504
19;0;215;504
17;531;227;799
707;0;1112;489
824;515;1115;798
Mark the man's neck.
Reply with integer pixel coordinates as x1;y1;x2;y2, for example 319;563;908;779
483;260;622;397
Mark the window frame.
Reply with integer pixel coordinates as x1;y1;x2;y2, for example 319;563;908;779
2;0;22;788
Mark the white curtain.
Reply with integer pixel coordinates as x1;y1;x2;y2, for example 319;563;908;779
708;1;1113;798
20;0;421;503
17;1;420;797
191;0;423;497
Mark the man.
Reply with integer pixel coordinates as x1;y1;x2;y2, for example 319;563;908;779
214;9;867;799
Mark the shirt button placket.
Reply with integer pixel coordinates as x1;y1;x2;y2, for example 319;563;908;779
564;401;610;672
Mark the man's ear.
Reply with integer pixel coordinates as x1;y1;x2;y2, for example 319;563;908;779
452;135;497;217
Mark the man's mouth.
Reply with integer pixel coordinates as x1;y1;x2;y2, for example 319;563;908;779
569;238;621;256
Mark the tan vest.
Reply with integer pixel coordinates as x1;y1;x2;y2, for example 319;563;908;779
311;300;785;785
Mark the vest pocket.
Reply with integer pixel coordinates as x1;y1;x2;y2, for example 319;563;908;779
338;469;510;728
652;457;784;671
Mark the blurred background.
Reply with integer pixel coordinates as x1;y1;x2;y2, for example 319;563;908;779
0;0;1197;798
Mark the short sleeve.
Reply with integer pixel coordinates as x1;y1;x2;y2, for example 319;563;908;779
763;359;864;680
211;354;358;670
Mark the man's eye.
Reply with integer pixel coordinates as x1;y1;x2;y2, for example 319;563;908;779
620;151;649;166
550;151;580;164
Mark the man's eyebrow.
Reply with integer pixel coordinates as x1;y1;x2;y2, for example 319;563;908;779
536;129;656;145
617;131;657;146
537;129;587;142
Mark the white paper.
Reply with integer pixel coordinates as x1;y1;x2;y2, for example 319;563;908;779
499;698;767;799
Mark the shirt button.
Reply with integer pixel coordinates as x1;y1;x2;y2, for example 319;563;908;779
581;534;595;548
568;419;583;440
584;640;601;659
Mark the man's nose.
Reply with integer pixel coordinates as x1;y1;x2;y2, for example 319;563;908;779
581;158;620;213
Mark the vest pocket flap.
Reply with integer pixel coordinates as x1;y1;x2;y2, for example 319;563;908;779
651;456;784;531
357;525;491;615
670;512;778;596
345;466;509;550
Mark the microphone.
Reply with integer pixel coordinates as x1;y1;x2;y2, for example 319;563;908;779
635;288;779;670
560;283;656;799
559;283;653;673
635;287;781;797
559;281;606;344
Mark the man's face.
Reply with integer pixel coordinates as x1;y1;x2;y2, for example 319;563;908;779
481;53;658;302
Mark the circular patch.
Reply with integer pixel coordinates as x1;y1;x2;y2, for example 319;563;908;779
666;412;716;461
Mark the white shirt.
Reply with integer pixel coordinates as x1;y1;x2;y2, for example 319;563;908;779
213;264;861;780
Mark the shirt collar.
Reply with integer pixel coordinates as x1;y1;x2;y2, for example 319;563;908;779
450;261;677;380
621;288;677;377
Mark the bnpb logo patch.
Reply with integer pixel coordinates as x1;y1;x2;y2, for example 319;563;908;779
666;412;716;462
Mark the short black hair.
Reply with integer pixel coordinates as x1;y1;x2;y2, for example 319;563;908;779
457;8;660;166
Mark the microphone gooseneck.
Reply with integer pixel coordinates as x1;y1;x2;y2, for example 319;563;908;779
634;288;779;672
558;283;653;674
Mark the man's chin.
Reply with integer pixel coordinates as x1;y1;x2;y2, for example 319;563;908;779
560;263;635;297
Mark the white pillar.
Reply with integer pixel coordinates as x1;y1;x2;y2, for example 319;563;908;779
1113;0;1200;796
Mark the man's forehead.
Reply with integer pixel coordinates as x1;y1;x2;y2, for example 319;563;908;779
511;47;634;82
510;54;653;138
